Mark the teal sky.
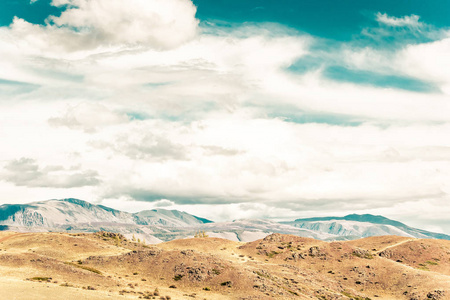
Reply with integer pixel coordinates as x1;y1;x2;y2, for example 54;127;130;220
2;0;450;39
0;0;450;40
194;0;450;40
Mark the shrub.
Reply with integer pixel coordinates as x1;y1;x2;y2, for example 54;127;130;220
60;282;73;287
212;268;220;275
64;262;102;275
173;274;183;281
31;277;51;282
352;250;373;259
220;281;232;287
267;251;280;258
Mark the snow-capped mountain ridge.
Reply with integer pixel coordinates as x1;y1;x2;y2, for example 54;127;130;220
0;198;211;228
285;214;450;240
134;209;213;227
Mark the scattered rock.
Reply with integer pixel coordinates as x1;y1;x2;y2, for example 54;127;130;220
427;290;445;300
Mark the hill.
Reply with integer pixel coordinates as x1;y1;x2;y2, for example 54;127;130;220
0;232;448;299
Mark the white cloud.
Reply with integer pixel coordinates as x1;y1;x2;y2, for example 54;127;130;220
398;37;450;93
49;0;199;49
1;157;100;188
48;102;129;132
338;35;450;96
376;13;421;28
88;117;450;210
0;0;198;58
152;199;176;208
1;4;450;233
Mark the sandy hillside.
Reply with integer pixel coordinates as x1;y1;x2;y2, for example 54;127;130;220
0;232;448;299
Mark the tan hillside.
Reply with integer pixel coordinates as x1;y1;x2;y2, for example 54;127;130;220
0;232;448;299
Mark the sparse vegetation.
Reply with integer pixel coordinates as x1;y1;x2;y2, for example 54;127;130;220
341;291;371;300
255;271;269;278
212;268;221;275
267;250;280;258
173;274;183;281
30;277;51;282
64;262;102;275
60;282;74;287
194;230;209;238
2;232;450;300
352;250;374;259
220;281;232;287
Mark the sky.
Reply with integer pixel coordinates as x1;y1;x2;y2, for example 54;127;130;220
1;0;450;233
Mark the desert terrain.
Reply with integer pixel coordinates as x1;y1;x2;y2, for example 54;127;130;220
0;231;448;299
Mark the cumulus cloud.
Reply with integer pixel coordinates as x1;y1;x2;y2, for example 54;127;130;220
1;0;198;56
2;158;100;188
49;0;199;49
152;199;176;208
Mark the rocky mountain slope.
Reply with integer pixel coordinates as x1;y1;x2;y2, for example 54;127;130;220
0;198;211;228
1;199;449;243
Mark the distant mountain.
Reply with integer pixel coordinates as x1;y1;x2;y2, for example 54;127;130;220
134;209;213;227
0;198;134;228
198;219;338;242
0;198;211;230
283;214;450;240
1;199;449;243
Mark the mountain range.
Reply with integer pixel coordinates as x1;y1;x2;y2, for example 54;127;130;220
1;198;449;243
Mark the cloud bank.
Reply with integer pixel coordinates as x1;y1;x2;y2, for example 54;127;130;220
0;2;450;233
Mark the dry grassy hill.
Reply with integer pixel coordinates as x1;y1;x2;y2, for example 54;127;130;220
0;232;448;299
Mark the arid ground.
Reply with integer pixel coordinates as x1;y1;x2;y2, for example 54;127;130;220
0;231;448;299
